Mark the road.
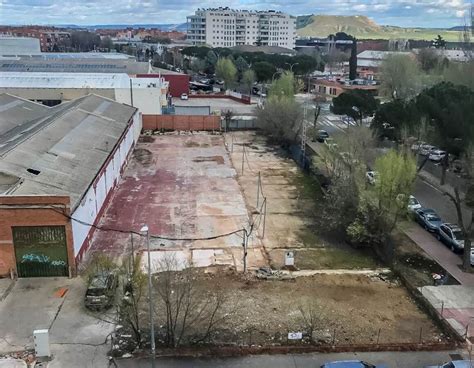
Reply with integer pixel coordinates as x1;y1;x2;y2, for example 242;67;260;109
413;178;470;226
116;350;471;368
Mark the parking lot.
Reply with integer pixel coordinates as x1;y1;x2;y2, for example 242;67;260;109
172;97;256;115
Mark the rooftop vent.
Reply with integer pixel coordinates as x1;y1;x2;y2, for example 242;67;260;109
27;168;41;175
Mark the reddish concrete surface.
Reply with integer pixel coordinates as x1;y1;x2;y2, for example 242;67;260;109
404;225;474;286
87;133;266;270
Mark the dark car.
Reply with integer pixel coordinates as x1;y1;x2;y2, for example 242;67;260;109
321;360;388;368
85;271;118;310
414;208;442;232
437;223;465;252
316;129;330;142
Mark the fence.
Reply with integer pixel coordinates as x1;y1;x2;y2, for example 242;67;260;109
142;115;220;131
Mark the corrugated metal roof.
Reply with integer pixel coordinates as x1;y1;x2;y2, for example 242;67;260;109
0;58;150;74
357;50;412;60
0;52;133;60
0;72;131;89
0;93;137;208
0;37;41;54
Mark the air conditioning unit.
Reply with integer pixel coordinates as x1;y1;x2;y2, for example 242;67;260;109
34;329;51;358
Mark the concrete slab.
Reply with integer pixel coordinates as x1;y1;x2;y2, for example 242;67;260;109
89;133;267;271
0;360;26;368
420;285;474;338
0;278;113;367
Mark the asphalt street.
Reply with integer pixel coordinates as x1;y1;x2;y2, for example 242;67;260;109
413;178;470;228
116;350;471;368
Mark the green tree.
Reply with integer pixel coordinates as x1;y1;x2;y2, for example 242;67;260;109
380;54;421;100
443;60;474;91
215;57;237;90
268;71;295;98
349;38;358;80
242;69;256;95
346;150;417;247
256;74;302;147
332;90;378;125
371;99;419;141
181;46;211;59
235;56;249;80
190;58;206;73
252;61;276;82
100;36;113;50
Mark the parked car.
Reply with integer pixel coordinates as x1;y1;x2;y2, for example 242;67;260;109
425;360;474;368
407;195;422;212
85;271;118;310
316;129;329;142
414;208;443;232
429;149;447;162
321;360;388;368
366;171;378;185
437;223;465;252
180;93;188;100
419;144;437;156
471;248;474;266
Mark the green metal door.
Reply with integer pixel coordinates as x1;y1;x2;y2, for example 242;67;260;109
13;226;69;277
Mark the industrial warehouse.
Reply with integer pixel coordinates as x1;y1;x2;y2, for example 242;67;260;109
0;93;141;277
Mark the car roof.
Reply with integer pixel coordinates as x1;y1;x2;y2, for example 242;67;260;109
452;361;474;368
443;223;461;231
323;360;365;368
419;208;436;213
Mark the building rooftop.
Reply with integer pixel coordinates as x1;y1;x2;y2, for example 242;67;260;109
0;93;137;209
0;58;150;74
0;52;133;60
357;50;413;60
231;45;296;55
0;37;41;55
0;72;133;89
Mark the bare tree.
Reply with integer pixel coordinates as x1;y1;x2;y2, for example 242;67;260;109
298;303;324;342
119;255;147;347
444;186;474;271
153;255;229;347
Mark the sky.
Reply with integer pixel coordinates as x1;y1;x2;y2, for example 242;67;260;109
0;0;472;28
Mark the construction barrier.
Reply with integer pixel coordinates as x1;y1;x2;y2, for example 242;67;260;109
142;115;220;131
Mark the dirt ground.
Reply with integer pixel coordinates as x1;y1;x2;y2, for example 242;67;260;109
226;131;377;270
149;270;447;346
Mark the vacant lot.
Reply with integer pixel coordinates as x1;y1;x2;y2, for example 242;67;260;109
226;131;378;270
147;270;446;346
88;132;266;271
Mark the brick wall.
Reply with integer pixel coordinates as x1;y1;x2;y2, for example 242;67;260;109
0;196;75;277
142;115;220;131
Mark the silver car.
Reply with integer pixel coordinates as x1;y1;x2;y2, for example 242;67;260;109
436;223;465;252
425;360;473;368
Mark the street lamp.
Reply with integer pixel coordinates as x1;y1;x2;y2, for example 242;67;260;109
285;62;299;73
140;225;156;368
272;70;282;82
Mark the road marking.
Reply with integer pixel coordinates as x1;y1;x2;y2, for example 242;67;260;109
420;178;445;194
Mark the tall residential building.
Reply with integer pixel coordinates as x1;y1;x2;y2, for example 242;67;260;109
187;8;296;49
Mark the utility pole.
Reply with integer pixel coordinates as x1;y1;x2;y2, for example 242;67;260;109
301;103;307;166
141;225;155;368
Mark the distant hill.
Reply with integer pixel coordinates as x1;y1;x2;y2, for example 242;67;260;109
296;15;464;41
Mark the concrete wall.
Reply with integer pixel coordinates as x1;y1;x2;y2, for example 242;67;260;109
72;111;142;261
142;114;220;131
136;74;190;98
115;86;163;115
0;196;75;277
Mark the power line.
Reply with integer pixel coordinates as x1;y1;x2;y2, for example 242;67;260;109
47;206;246;242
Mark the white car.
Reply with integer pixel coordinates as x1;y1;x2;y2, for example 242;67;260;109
407;195;422;212
429;149;447;162
180;93;188;100
419;144;436;156
366;171;378;185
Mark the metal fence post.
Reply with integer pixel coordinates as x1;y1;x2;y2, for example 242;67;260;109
441;301;444;317
262;198;267;238
376;328;381;345
332;328;337;346
418;327;423;344
257;171;261;208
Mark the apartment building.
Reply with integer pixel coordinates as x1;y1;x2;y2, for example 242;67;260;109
187;7;296;49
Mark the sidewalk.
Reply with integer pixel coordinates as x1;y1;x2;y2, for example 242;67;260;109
420;286;474;338
404;225;474;286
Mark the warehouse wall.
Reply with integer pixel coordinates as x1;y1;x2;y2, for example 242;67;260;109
71;111;142;261
0;196;75;277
